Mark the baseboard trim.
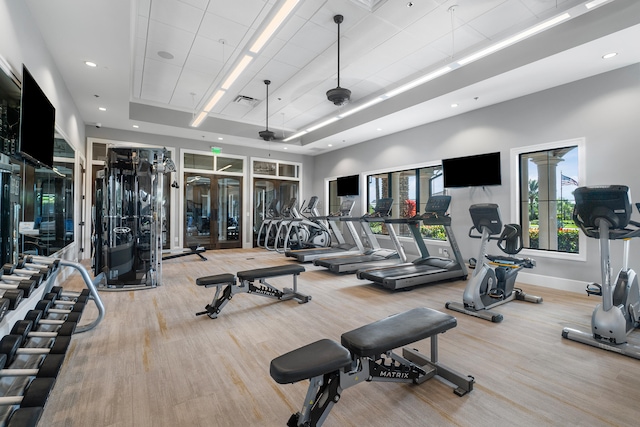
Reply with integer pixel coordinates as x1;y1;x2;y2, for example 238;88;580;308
517;271;586;294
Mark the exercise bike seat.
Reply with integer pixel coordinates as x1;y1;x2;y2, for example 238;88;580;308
270;339;352;384
340;307;456;358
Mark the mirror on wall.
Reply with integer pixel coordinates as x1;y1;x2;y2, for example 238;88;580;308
18;133;75;256
1;58;77;259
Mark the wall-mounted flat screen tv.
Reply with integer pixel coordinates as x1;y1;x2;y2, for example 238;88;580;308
442;152;501;188
19;65;55;168
337;174;359;196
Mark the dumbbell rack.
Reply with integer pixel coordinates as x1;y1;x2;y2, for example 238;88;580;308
0;256;106;425
0;258;106;338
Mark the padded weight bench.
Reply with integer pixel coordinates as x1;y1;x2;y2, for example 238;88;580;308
270;307;474;427
195;265;309;319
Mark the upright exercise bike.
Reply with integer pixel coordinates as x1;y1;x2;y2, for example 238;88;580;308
446;203;542;322
562;185;640;359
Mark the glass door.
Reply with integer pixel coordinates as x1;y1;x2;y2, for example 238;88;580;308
185;173;242;250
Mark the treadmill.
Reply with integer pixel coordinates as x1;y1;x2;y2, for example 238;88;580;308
356;195;468;290
313;198;407;274
285;199;365;262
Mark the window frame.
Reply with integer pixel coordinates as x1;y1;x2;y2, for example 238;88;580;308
510;137;587;262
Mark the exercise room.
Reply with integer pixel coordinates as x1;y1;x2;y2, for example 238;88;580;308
1;0;639;426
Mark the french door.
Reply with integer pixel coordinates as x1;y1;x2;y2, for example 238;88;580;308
185;173;242;250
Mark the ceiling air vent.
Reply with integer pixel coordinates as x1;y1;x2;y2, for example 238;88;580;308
349;0;388;12
233;95;259;107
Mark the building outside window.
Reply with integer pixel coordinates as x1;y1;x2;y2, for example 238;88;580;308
514;139;583;256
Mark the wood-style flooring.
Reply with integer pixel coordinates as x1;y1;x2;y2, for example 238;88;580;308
41;249;640;427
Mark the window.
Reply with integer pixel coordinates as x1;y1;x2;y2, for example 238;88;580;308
512;138;585;258
366;165;445;239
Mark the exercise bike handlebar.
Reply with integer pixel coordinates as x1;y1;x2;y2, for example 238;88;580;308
469;223;524;256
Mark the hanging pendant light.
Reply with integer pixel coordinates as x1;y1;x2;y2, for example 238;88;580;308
326;14;351;106
259;80;276;141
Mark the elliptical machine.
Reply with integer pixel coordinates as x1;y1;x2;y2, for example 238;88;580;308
562;185;640;359
446;203;542;322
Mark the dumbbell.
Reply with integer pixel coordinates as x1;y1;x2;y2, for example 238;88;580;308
13;259;53;279
34;298;84;322
11;318;76;344
5;407;44;427
18;255;59;271
42;287;89;311
18;254;59;269
0;288;24;310
24;309;82;330
0;264;43;286
0;280;38;298
0;377;56;409
0;333;72;361
0;333;66;378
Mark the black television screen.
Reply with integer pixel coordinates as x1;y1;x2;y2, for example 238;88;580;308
337;175;359;196
19;65;55;168
442;152;501;188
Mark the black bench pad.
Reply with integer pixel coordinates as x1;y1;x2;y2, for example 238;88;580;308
196;273;235;286
270;339;352;384
237;265;305;281
341;307;457;358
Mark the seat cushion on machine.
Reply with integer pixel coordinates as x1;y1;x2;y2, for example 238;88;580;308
341;307;457;358
270;339;352;384
237;265;305;282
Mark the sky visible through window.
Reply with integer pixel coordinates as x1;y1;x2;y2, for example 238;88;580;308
529;147;579;201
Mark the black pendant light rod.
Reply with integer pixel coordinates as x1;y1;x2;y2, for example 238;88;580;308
264;79;270;130
334;15;343;88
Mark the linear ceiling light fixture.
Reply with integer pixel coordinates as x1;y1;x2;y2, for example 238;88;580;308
221;55;253;90
457;13;571;66
585;0;612;9
286;5;590;140
283;130;307;142
250;0;300;53
191;0;299;128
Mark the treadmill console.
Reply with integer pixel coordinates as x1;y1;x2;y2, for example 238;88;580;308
334;199;355;216
367;198;393;217
423;195;451;217
421;195;452;225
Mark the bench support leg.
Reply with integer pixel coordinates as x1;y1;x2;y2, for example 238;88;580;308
290;372;342;427
195;282;243;318
402;336;475;396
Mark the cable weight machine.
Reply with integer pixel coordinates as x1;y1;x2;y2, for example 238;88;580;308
93;146;174;290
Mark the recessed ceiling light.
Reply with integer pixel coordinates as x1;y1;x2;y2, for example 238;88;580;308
98;107;106;111
602;52;618;59
218;137;223;140
328;144;333;147
84;61;97;67
451;103;459;108
376;128;382;131
132;125;139;128
283;147;288;150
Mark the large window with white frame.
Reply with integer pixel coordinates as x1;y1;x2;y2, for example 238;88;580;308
512;138;585;258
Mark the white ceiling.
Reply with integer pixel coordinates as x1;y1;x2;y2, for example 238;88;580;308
24;0;640;156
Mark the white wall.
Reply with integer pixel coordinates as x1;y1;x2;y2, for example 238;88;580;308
1;0;87;263
0;0;85;157
312;64;640;292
